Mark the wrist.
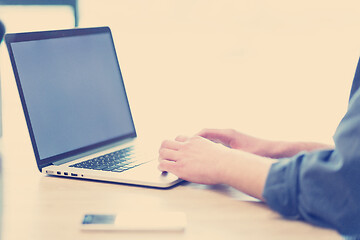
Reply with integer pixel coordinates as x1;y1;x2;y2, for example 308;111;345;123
263;140;289;159
215;148;240;185
219;149;276;200
251;139;281;159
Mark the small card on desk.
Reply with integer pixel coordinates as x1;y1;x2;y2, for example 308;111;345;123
80;211;187;231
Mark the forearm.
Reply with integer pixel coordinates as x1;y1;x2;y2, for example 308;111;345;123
197;128;334;159
264;140;334;159
218;141;333;200
219;149;277;201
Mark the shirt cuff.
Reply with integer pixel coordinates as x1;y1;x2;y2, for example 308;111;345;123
262;154;304;220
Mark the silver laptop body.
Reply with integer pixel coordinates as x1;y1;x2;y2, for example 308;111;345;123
5;27;181;188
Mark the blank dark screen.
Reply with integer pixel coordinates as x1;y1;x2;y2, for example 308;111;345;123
11;32;135;160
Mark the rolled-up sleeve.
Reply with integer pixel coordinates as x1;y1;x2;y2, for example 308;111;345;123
263;88;360;235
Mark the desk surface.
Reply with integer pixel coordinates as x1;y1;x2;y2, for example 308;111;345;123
1;138;341;240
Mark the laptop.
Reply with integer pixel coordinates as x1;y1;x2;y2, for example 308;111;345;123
5;27;181;188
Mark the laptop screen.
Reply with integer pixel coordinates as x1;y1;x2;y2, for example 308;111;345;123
6;28;136;166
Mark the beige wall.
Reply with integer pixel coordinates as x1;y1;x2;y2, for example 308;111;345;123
2;1;360;147
79;1;360;144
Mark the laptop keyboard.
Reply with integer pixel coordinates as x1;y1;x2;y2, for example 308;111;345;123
69;146;149;173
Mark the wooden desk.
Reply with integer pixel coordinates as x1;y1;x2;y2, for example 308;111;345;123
1;138;341;240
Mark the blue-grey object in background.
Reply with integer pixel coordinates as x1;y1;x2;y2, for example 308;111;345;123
0;19;4;137
0;20;5;43
0;0;78;27
0;18;4;240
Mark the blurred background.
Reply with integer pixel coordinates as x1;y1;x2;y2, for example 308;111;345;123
2;0;360;148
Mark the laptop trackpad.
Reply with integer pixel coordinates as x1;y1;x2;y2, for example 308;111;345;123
120;161;180;186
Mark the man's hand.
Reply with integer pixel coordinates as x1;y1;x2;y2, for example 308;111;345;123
158;134;275;200
158;135;233;185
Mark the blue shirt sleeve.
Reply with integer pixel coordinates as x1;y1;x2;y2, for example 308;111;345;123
263;59;360;235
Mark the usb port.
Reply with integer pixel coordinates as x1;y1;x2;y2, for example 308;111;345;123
64;172;68;176
71;173;78;177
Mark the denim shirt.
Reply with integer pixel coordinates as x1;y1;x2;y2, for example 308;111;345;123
263;58;360;236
